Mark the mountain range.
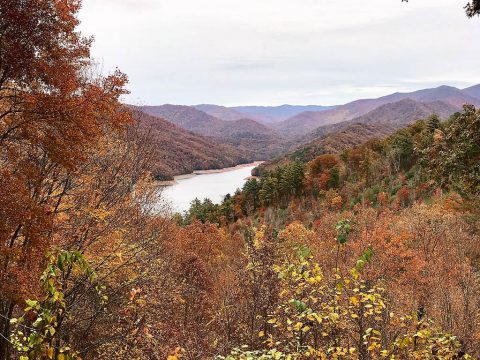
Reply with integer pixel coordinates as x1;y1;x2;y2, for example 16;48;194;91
136;104;286;159
273;85;480;137
192;104;336;124
300;98;459;144
133;83;480;178
231;104;336;123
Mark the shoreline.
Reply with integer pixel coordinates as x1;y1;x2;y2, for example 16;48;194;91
192;161;264;175
157;161;264;186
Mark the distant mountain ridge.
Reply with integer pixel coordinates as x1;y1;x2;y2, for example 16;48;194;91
302;98;459;144
463;84;480;99
194;104;336;124
194;104;246;122
231;104;336;123
274;84;480;137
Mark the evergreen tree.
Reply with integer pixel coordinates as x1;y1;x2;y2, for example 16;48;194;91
427;114;441;133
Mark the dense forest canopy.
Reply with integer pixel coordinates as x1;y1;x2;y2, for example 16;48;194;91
0;0;479;359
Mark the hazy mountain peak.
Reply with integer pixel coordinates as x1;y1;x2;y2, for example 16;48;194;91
462;83;480;99
274;84;480;138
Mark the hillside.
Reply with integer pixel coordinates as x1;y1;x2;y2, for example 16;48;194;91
259;99;457;175
253;123;394;175
137;104;227;137
463;84;480;99
232;104;336;123
182;106;480;359
216;118;286;158
275;84;480;137
302;99;458;143
6;1;480;360
136;104;288;159
133;111;251;180
216;118;279;139
194;104;246;122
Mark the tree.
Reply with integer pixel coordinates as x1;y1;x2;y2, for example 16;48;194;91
402;0;480;17
259;177;278;206
426;105;480;199
243;179;261;213
426;114;441;133
465;0;480;16
308;154;338;177
219;253;472;359
185;198;221;224
0;0;131;357
391;130;415;172
10;250;105;360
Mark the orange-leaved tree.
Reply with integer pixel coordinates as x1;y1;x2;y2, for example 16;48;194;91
0;0;131;357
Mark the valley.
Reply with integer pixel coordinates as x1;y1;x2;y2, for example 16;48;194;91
134;83;480;181
2;1;480;359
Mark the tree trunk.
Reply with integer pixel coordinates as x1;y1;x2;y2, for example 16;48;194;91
0;301;14;360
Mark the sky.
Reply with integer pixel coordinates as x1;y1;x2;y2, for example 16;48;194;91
78;0;480;106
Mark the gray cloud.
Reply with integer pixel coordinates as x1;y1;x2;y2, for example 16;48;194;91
79;0;480;106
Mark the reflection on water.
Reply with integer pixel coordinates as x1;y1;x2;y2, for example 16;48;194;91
161;164;258;213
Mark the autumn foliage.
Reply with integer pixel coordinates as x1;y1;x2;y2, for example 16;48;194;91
1;1;479;359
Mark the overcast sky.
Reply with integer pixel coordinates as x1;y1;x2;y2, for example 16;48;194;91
78;0;480;106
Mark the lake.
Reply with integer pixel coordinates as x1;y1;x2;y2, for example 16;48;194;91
161;162;260;213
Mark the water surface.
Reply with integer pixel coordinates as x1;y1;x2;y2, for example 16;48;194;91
161;163;258;213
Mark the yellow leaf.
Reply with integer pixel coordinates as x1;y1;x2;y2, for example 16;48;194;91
349;296;360;306
294;322;303;331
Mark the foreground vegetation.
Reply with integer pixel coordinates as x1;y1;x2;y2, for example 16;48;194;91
179;108;480;358
1;1;479;359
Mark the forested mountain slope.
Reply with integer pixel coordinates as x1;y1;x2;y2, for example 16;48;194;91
180;106;480;358
275;84;480;137
134;111;251;180
214;118;287;158
254;122;394;175
137;104;227;137
257;99;457;175
301;98;458;144
136;104;288;159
